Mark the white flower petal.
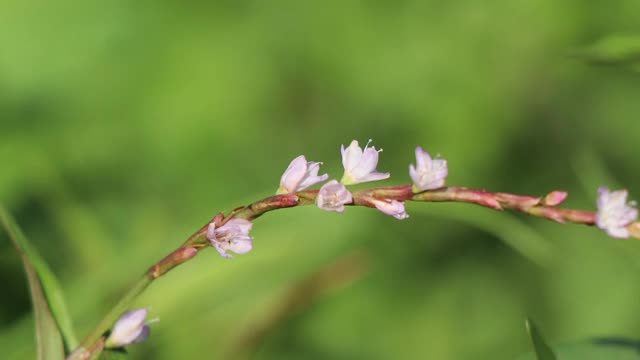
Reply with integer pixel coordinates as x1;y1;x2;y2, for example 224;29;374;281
225;219;253;234
230;238;253;254
596;187;637;239
131;325;151;345
431;159;448;178
606;226;630;239
278;156;328;194
317;180;353;213
106;309;152;348
298;173;329;190
207;218;254;258
342;140;363;171
360;171;390;183
414;147;431;170
350;147;379;177
370;198;409;220
340;140;389;185
206;223;217;241
213;242;232;258
297;161;329;190
278;155;308;194
410;147;448;192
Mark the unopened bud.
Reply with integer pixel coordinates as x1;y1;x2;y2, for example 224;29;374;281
106;309;157;348
542;191;568;206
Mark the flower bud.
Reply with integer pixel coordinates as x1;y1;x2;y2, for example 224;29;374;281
369;198;409;220
106;309;156;348
541;191;568;207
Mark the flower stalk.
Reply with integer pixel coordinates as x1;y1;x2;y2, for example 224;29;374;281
70;141;638;358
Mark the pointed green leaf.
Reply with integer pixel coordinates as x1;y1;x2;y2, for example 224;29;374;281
517;338;640;359
0;206;78;356
25;261;65;360
525;319;557;360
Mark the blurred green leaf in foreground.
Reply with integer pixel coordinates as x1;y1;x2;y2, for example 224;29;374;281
1;206;77;359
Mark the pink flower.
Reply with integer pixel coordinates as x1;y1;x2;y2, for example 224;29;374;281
596;187;638;238
317;180;353;213
340;140;390;185
369;198;409;220
277;155;329;194
207;219;254;258
409;147;448;192
106;309;157;348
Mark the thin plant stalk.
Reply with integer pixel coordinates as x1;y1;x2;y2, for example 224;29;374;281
68;184;639;359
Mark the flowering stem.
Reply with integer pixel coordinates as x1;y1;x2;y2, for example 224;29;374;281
71;184;637;357
410;187;597;225
356;185;597;225
71;246;201;359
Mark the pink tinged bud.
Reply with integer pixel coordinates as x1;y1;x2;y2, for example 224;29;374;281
409;147;448;192
277;155;329;194
207;218;254;258
340;140;390;185
369;198;409;220
182;247;198;259
317;180;353;213
106;309;157;348
542;191;568;207
596;187;638;239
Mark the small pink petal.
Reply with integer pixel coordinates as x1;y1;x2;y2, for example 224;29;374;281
206;223;217;241
131;325;150;344
207;218;254;258
341;141;363;172
414;147;431;170
213;242;232;258
317;180;353;213
278;156;329;194
596;187;637;239
230;238;253;254
351;147;379;177
410;147;448;192
340;140;389;185
370;198;409;220
225;218;253;234
279;155;308;194
106;309;152;348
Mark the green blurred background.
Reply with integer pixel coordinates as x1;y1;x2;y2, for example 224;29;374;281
2;1;640;359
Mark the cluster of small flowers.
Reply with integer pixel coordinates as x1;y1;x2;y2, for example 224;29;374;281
283;140;447;217
107;144;640;350
202;139;640;259
205;139;449;258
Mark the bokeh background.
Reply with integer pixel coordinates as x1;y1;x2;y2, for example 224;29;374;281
2;1;640;359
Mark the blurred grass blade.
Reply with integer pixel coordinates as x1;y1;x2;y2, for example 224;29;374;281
526;319;557;360
23;259;65;360
0;206;77;357
517;337;640;359
571;35;640;69
225;251;369;358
